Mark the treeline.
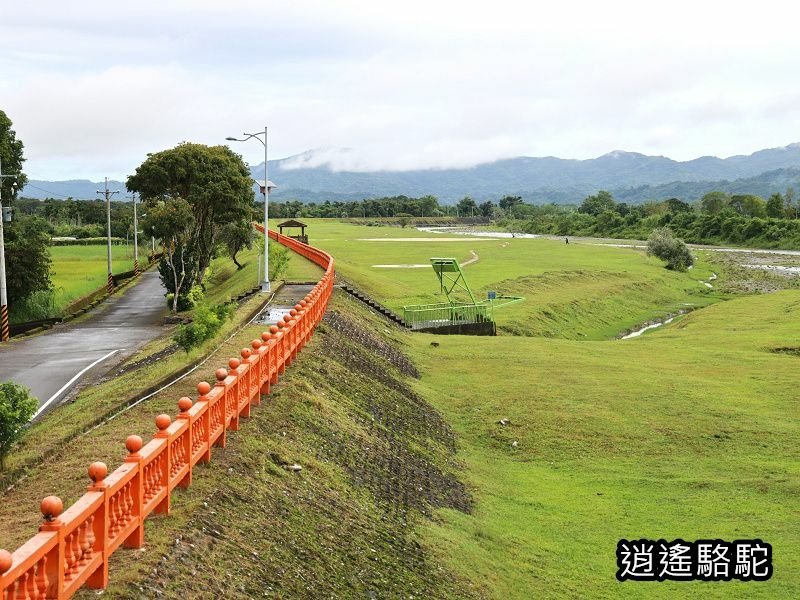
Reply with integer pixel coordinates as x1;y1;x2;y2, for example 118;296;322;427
266;194;527;219
14;197;137;239
510;190;800;247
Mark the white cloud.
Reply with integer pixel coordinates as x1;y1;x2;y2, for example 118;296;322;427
2;0;800;179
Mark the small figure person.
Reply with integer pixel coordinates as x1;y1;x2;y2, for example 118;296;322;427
565;237;569;244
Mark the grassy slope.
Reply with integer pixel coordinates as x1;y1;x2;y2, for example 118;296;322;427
0;294;477;599
305;219;720;339
204;242;323;305
409;292;800;598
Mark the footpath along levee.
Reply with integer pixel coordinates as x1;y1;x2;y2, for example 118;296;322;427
0;228;334;598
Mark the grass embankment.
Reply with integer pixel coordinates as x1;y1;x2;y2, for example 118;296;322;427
410;291;800;598
1;293;477;599
305;219;721;339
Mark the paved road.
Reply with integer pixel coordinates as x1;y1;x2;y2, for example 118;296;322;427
0;271;168;417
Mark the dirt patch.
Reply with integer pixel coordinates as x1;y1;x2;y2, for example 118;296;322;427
769;346;800;357
114;343;180;375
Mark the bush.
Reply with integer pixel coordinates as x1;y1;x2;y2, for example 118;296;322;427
173;301;235;352
0;382;38;471
646;227;694;271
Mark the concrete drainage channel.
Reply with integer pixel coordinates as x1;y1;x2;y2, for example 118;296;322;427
256;283;318;325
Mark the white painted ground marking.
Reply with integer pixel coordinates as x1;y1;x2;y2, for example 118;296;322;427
358;237;494;242
33;349;121;419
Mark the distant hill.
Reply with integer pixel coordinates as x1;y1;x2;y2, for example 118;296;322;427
20;143;800;204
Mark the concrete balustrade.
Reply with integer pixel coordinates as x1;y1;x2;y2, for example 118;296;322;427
0;229;335;599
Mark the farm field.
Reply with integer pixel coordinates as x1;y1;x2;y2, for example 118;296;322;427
16;244;148;323
312;220;800;597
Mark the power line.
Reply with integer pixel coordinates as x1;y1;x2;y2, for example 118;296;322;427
19;183;72;199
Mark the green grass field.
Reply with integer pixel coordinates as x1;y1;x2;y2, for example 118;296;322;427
6;221;796;597
308;219;800;597
307;219;721;339
45;238;322;319
21;244;147;322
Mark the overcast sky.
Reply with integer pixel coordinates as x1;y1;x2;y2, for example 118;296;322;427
2;0;800;180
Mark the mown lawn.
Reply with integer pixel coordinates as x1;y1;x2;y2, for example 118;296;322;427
305;219;721;339
406;291;800;597
313;218;800;597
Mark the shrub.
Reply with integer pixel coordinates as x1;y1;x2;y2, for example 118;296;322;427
646;227;694;271
173;301;235;352
0;382;38;471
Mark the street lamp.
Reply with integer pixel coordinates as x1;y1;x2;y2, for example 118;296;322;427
226;126;275;293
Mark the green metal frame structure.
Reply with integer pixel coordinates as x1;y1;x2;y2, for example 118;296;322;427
403;257;523;330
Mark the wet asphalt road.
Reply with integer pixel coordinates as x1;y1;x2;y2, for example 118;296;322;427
0;271;168;416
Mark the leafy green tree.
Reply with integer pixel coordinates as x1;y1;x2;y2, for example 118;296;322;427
4;217;52;311
646;227;693;271
766;193;785;218
143;199;196;313
578;191;615;216
665;198;692;213
499;195;523;211
0;110;27;200
1;111;52;312
219;219;254;270
0;381;38;471
127;143;255;286
478;200;495;217
700;191;729;215
596;210;623;233
457;196;478;216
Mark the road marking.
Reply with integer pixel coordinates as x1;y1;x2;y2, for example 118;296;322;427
33;349;121;419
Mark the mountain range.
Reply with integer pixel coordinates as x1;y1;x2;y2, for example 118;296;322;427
20;143;800;204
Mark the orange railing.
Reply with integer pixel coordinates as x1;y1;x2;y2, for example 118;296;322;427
0;229;334;599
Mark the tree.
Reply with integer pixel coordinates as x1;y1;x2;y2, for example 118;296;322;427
0;381;38;471
127;143;255;287
729;194;766;218
219;219;254;270
499;195;523;211
578;191;615;216
785;187;797;219
0;111;51;311
457;196;478;216
4;217;52;309
646;227;694;271
143;199;196;313
700;191;729;215
766;193;785;218
665;198;692;213
0;110;27;200
478;200;495;217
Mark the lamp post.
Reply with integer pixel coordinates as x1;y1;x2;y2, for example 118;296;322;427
226;126;275;292
128;192;139;274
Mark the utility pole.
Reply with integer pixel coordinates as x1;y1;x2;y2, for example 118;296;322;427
97;177;119;295
128;192;139;274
